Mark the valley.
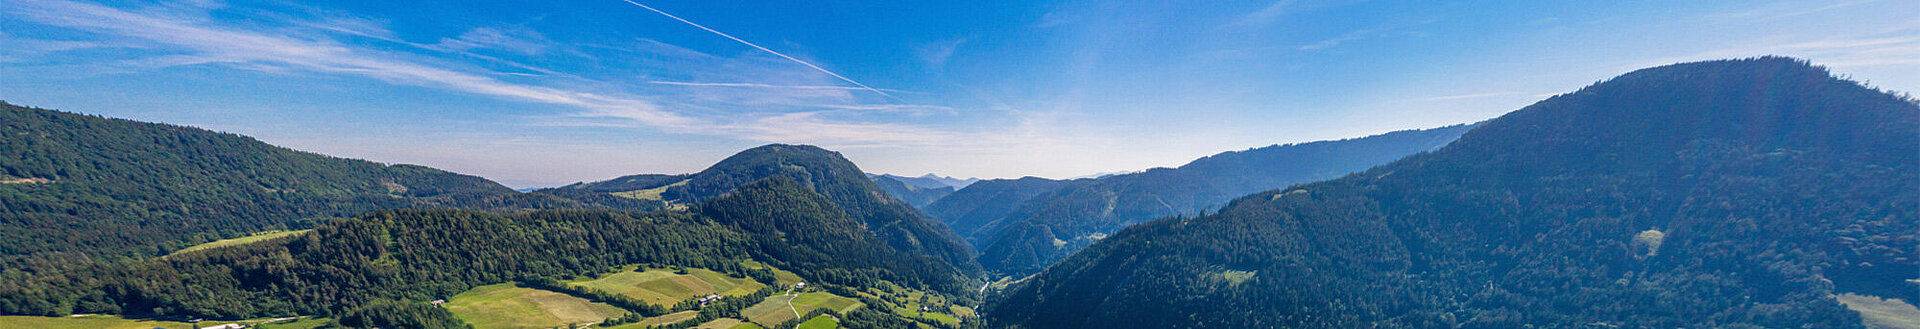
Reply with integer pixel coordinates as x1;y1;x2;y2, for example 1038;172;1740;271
0;58;1914;328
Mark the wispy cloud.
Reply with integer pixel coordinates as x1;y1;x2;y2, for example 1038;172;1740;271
1299;29;1373;50
1226;0;1297;28
916;38;967;68
8;0;705;129
3;0;990;150
649;81;920;94
615;0;898;100
429;26;556;55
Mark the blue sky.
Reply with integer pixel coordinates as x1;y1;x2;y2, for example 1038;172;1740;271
3;0;1916;188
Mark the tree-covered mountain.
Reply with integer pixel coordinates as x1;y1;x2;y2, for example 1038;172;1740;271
971;123;1474;276
556;173;690;192
987;58;1919;328
923;177;1069;237
872;175;957;208
559;144;982;279
0;102;634;268
0;176;982;319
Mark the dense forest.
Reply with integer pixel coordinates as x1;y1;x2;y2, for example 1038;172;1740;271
0;103;665;272
968;123;1474;275
0;176;977;319
0;115;988;323
610;144;981;281
988;58;1920;328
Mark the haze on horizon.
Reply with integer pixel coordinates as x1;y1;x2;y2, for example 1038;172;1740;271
3;0;1916;188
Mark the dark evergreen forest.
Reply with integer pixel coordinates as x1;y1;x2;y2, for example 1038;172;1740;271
988;58;1920;328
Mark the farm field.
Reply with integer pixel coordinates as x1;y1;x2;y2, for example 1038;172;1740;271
740;260;806;285
600;310;700;329
0;315;250;329
166;229;311;256
610;179;687;201
740;292;862;326
694;317;748;328
255;317;331;329
795;314;839;329
445;283;629;329
852;282;968;326
568;266;768;306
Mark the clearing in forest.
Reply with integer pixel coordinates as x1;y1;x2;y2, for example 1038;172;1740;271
567;267;767;306
445;283;629;329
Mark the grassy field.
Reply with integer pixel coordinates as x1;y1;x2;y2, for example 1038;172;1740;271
741;292;862;326
255;317;331;329
695;317;747;329
446;283;630;329
611;179;687;201
0;315;246;329
568;267;768;306
740;260;806;285
167;229;311;257
1838;293;1920;329
851;282;967;326
796;315;840;329
602;310;701;329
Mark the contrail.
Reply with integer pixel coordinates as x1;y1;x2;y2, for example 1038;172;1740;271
617;0;899;101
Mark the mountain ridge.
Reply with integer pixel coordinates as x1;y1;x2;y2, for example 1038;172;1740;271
968;123;1476;276
987;57;1920;328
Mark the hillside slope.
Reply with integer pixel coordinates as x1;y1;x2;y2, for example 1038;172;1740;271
973;123;1474;275
987;58;1920;328
659;144;979;277
0;102;584;264
923;177;1068;237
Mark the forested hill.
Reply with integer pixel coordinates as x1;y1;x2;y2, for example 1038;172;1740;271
872;174;956;208
971;123;1474;276
0;173;982;319
923;177;1068;238
568;144;982;278
987;57;1920;328
0;102;618;266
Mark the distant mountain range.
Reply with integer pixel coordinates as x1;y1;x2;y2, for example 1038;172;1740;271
989;57;1920;328
868;173;980;189
948;123;1475;276
871;175;956;208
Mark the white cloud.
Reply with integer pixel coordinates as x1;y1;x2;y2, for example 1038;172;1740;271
916;38;966;67
8;0;703;129
429;26;556;55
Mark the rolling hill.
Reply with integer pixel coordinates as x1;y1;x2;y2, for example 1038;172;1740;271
986;57;1920;328
563;144;982;280
0;102;642;268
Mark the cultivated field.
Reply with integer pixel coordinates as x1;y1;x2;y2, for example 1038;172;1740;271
0;315;246;329
568;267;768;306
741;292;862;326
795;315;840;329
446;283;629;329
